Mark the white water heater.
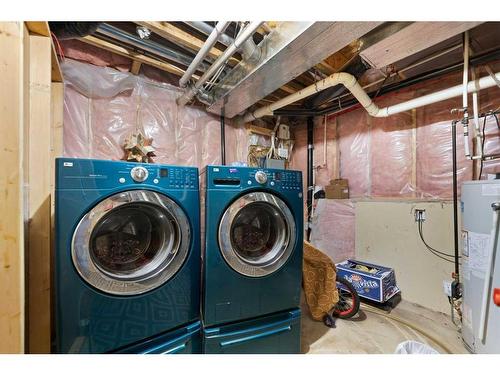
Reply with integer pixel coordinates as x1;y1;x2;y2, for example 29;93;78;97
461;181;500;353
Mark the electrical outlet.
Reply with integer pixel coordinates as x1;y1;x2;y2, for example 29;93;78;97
443;280;452;297
414;208;426;222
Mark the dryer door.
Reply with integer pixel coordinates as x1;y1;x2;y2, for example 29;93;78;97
218;192;296;277
72;190;190;296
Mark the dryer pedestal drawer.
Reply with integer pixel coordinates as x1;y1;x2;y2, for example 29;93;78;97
114;320;202;354
203;309;301;354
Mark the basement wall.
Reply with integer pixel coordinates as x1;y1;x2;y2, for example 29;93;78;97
291;66;500;313
61;59;247;168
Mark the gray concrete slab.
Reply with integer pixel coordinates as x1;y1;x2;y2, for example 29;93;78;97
301;298;468;354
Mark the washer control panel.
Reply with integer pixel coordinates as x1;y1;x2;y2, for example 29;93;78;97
57;158;199;191
122;164;198;189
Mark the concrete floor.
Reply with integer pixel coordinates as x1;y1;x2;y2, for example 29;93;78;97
301;298;468;354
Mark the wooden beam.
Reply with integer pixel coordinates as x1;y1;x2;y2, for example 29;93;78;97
137;21;239;66
25;21;50;37
79;35;196;78
26;33;52;354
411;109;417;197
245;124;273;137
25;22;63;82
50;39;63;82
333;116;340;179
130;60;142;75
0;21;25;354
360;22;483;69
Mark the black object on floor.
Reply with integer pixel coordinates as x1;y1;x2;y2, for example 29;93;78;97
361;293;402;312
323;313;337;328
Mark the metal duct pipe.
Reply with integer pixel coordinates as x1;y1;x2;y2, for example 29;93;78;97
177;21;263;106
243;71;500;122
96;23;204;71
187;20;257;59
185;21;235;47
179;21;230;88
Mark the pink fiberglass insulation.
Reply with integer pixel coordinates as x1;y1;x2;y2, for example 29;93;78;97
309;199;355;263
63;87;91;158
337;109;371;197
370;90;415;197
60;39;132;72
291;68;500;200
62;59;245;169
312;116;338;188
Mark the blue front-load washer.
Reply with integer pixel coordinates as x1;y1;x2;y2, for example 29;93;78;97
202;166;304;328
54;158;201;353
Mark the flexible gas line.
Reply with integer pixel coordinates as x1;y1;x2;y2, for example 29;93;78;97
360;303;454;354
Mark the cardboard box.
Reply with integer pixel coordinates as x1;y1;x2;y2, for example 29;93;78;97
325;178;349;199
336;259;400;303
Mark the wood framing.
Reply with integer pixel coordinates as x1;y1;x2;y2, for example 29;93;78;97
25;21;50;37
245;123;274;137
0;21;25;354
360;22;482;69
411;109;417;197
26;33;53;354
79;35;196;78
333;116;340;179
130;60;142;75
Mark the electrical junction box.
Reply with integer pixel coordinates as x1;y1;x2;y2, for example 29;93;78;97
278;124;290;140
277;147;289;159
336;259;400;303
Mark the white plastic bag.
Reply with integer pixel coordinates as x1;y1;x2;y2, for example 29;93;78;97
395;340;439;354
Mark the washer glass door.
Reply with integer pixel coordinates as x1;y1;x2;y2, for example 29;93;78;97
72;190;190;295
218;192;296;277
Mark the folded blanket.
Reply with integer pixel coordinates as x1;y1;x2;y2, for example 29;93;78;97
303;241;339;321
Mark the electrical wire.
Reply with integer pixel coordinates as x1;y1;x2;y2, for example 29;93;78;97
417;221;461;264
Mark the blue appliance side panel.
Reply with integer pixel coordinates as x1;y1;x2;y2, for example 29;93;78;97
54;158;201;353
203;309;301;354
202;166;304;327
115;321;202;354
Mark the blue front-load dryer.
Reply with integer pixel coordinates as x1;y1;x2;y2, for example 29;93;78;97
54;158;201;353
202;165;304;327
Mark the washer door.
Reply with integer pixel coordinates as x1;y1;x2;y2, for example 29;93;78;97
218;192;296;277
72;190;190;296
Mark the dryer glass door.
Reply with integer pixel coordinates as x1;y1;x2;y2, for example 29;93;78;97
72;190;190;295
218;192;296;277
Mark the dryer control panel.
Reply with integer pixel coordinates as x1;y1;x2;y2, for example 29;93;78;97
206;165;302;192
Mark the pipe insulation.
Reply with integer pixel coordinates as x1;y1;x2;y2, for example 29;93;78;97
243;71;500;122
177;21;263;106
179;21;230;88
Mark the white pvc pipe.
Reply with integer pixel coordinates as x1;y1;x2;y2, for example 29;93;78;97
462;31;471;159
243;71;500;122
472;73;483;159
463;31;469;109
179;21;230;88
178;21;263;106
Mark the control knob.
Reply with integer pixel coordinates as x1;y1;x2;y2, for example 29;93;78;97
130;166;149;182
255;170;268;184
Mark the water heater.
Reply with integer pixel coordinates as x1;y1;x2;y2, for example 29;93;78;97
461;180;500;353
